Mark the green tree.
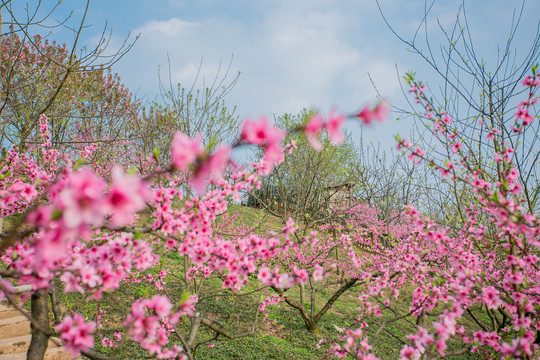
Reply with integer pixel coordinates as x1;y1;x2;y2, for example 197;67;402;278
249;110;359;236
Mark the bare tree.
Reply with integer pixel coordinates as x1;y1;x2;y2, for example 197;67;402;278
376;0;540;221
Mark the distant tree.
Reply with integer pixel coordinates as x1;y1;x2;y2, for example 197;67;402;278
134;60;241;166
351;142;423;229
0;34;140;159
248;110;359;236
0;1;137;158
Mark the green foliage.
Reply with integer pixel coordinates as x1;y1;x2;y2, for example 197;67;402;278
249;110;359;229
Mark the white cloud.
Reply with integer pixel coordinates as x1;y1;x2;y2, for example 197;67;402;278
101;1;417;149
113;2;404;120
139;18;201;37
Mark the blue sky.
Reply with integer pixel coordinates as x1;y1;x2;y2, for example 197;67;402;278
9;0;540;149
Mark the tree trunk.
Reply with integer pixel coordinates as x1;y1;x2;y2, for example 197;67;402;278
49;281;61;325
27;289;50;360
306;321;319;334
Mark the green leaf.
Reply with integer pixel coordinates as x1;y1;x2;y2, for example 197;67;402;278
51;209;62;220
0;170;11;180
179;291;192;304
74;157;85;170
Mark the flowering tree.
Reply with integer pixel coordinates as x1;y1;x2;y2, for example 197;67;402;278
377;0;540;221
0;100;388;360
0;33;140;159
0;0;137;158
1;55;540;360
329;71;540;360
258;201;411;334
0;1;142;237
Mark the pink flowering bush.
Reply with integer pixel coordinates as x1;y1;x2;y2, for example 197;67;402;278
256;202;412;334
1;107;374;358
56;314;96;357
329;70;540;359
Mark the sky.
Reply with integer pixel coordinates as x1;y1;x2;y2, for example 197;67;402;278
8;0;540;150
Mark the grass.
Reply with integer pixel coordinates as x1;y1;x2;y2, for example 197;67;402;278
195;335;320;359
218;203;285;233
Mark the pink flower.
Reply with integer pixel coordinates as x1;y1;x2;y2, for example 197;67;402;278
305;114;324;151
512;315;532;331
241;117;274;146
261;142;285;170
292;268;309;285
285;140;297;154
373;101;390;122
282;218;298;235
80;265;100;288
399;345;418;360
56;314;96;357
171;132;203;171
274;272;293;289
106;166;150;227
58;169;107;228
506;270;524;285
522;76;534;87
396;139;412;150
60;272;84;293
146;294;173;318
207;145;231;181
9;182;38;202
438;167;450;177
325;109;346;144
501;340;520;357
190;145;231;193
258;266;272;285
179;295;198;317
442;114;452;124
515;106;533;127
435;338;447;356
481;286;502;309
451;142;462;155
241;117;285;171
27;205;54;226
354;101;389;125
312;265;324;281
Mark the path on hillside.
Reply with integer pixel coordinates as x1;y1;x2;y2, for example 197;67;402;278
0;285;75;359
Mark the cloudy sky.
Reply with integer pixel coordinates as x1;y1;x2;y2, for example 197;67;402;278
11;0;540;149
